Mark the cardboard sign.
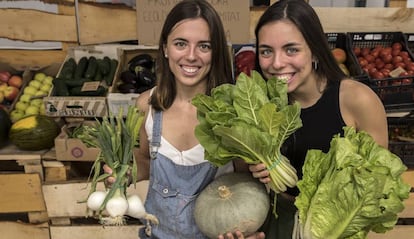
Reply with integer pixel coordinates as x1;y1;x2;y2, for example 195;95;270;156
136;0;250;45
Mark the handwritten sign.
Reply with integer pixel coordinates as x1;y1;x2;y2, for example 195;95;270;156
136;0;250;45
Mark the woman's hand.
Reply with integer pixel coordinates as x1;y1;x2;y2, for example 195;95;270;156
249;163;271;184
218;231;265;239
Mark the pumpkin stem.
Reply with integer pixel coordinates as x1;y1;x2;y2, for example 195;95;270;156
218;185;232;199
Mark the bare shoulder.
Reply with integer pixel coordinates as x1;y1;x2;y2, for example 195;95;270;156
340;78;379;104
136;88;152;113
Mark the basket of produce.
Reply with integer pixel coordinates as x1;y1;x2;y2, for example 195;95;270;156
325;32;368;83
348;32;414;112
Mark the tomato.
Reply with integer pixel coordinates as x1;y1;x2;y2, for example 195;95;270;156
392;42;403;51
358;58;368;67
372;71;385;79
402;78;413;85
381;54;393;63
365;54;375;63
383;63;394;70
392;49;401;57
353;47;361;57
406;63;414;72
392;56;403;64
361;48;371;56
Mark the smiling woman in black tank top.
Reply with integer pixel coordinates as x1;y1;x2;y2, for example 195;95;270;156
248;0;388;238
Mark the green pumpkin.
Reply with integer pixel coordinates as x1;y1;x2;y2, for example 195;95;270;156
9;115;60;151
194;173;270;238
0;108;12;148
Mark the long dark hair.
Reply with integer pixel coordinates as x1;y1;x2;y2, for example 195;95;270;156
254;0;345;85
151;0;233;111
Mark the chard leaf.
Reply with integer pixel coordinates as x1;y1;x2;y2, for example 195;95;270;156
233;72;269;125
258;103;284;137
267;75;288;108
213;122;274;164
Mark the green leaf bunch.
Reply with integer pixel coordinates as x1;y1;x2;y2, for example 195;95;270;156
295;126;411;239
192;71;302;193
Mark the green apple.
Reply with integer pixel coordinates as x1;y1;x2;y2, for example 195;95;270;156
19;94;32;103
10;109;25;122
40;84;52;94
23;86;37;96
30;98;43;107
25;105;40;115
15;101;29;112
29;80;42;89
34;90;47;97
39;105;46;115
43;76;54;85
34;72;46;82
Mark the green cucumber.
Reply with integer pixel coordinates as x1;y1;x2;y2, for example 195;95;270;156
84;56;98;79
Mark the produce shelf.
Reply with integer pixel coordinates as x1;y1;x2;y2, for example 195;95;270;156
348;32;414;112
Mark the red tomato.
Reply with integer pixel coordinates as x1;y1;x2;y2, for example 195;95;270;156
392;42;403;51
381;54;393;63
353;47;361;57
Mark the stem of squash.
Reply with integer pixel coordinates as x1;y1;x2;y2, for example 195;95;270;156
218;185;232;199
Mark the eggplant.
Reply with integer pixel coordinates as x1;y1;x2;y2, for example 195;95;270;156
128;53;154;72
120;70;138;85
117;83;137;93
136;68;156;87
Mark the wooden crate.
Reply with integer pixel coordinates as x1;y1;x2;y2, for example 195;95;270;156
0;0;77;69
42;180;148;223
0;174;48;223
0;221;50;239
368;170;414;239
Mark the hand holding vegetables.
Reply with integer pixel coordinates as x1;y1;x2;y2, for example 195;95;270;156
81;106;158;228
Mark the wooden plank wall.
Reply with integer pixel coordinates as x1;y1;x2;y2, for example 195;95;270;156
0;1;414;69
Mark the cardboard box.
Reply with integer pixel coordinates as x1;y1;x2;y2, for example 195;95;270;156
54;122;100;162
136;0;250;45
43;45;121;118
108;45;158;116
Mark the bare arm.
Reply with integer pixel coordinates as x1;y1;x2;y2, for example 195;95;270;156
340;79;388;148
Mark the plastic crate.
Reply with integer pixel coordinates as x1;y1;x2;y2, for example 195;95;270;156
348;32;414;112
325;32;368;83
388;117;414;168
404;33;414;54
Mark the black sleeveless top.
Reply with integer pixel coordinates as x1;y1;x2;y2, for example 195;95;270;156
283;80;346;196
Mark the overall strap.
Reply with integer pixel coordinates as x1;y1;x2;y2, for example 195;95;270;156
150;110;162;159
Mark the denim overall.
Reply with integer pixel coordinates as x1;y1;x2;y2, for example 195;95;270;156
139;110;217;239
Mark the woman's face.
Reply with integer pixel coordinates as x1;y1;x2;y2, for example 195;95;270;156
164;18;212;88
257;20;314;93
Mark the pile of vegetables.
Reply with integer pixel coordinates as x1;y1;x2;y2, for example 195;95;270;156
192;71;302;194
81;106;158;228
294;126;411;239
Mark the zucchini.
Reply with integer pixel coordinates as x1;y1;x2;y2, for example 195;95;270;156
74;56;88;80
84;56;98;79
98;57;111;76
64;77;90;88
104;58;119;86
52;78;70;96
59;58;77;81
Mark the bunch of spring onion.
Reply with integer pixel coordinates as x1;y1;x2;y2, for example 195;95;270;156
82;106;158;227
192;71;302;200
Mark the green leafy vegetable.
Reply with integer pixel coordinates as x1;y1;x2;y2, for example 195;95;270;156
295;126;411;239
79;106;145;225
192;71;302;194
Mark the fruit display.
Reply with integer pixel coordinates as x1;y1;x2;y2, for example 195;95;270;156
0;70;24;110
331;47;350;76
116;53;156;94
353;42;414;83
52;56;118;97
9;114;60;151
9;72;53;122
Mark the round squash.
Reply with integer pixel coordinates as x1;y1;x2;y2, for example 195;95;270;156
0;108;12;148
194;172;270;238
9;115;60;151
